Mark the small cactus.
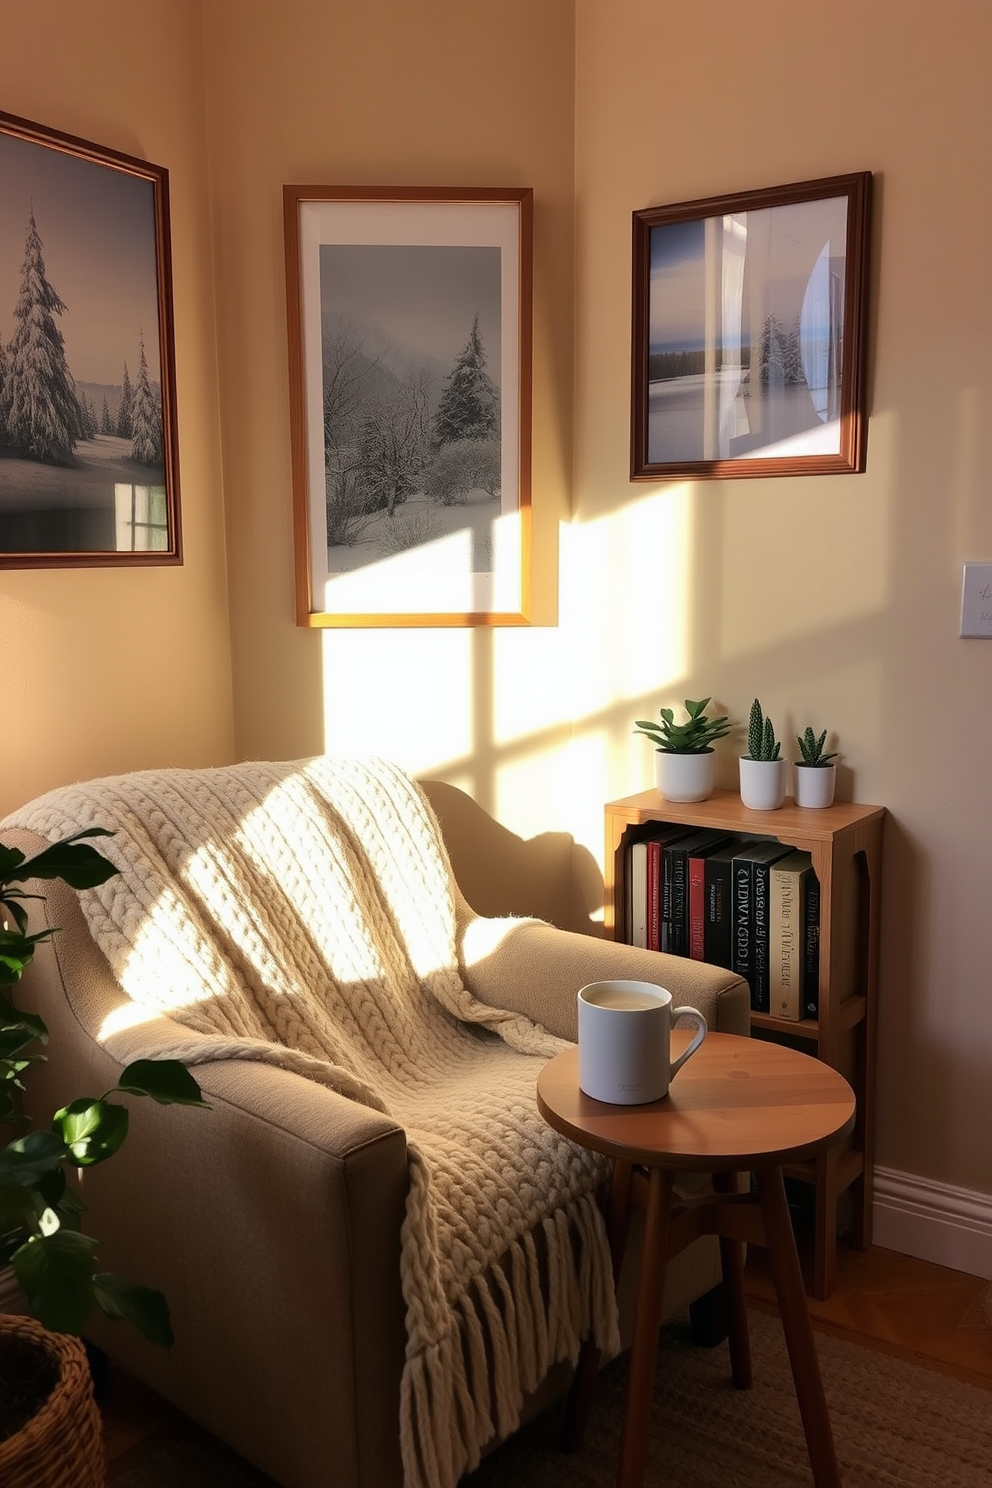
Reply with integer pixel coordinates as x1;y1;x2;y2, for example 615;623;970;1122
796;726;838;767
746;698;781;761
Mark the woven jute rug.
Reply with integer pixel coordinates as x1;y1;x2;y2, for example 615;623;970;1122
465;1307;992;1488
110;1308;992;1488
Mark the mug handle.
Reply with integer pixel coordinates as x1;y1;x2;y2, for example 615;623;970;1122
669;1006;707;1079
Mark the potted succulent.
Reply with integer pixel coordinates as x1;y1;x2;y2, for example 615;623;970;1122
739;698;788;810
794;726;839;808
1;827;207;1485
633;696;733;802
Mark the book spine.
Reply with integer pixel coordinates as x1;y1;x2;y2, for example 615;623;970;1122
630;841;648;948
647;840;662;952
668;847;689;956
751;860;774;1013
688;855;707;960
803;873;821;1019
770;866;805;1020
660;844;676;952
704;857;733;968
731;858;753;998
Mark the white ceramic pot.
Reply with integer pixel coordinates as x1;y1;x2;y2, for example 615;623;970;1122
794;763;836;808
654;749;715;803
739;756;788;811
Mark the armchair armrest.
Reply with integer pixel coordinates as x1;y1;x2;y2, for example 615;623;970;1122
457;912;750;1042
11;851;410;1488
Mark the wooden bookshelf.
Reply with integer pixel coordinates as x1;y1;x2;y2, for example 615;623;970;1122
604;787;885;1300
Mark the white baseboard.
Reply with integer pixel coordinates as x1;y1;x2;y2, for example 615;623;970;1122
873;1166;992;1280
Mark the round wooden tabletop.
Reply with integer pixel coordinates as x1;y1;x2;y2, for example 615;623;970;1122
536;1032;856;1170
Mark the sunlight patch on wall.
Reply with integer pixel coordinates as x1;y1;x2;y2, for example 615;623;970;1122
321;629;474;775
554;728;614;865
491;623;574;744
561;486;693;720
719;419;893;659
494;742;583;839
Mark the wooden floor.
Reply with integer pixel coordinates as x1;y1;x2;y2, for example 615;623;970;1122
744;1242;992;1393
100;1242;992;1477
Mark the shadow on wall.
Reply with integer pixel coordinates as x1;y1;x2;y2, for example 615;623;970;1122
420;780;604;936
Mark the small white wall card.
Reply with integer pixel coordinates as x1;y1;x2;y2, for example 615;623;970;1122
960;562;992;638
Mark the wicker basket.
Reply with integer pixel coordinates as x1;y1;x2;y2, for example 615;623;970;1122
0;1314;105;1488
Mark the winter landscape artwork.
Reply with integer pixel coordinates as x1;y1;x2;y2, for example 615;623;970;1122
285;187;532;626
0;111;180;566
630;173;871;482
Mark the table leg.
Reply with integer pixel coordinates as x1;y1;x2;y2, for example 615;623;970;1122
617;1164;673;1488
561;1160;634;1452
713;1170;752;1389
756;1166;841;1488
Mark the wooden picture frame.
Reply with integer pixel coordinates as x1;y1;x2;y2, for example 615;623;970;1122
284;186;532;627
631;172;872;481
0;110;181;567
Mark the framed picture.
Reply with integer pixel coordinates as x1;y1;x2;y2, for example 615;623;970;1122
0;110;181;567
284;186;532;627
631;172;872;481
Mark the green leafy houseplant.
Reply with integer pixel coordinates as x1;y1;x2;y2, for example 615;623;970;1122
744;698;781;761
633;696;733;754
796;727;838;767
1;828;207;1348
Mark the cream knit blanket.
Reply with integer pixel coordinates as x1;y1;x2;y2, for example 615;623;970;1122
5;756;618;1487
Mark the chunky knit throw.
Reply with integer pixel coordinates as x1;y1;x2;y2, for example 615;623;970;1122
5;756;619;1487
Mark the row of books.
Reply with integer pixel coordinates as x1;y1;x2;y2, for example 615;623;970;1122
622;825;820;1020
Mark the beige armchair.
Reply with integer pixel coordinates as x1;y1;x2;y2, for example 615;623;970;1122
4;763;748;1488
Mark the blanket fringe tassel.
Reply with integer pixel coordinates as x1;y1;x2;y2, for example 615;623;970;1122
399;1190;620;1488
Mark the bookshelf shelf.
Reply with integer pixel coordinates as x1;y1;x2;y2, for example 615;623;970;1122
604;787;885;1299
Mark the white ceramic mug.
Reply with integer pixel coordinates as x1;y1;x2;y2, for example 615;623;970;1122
577;979;707;1105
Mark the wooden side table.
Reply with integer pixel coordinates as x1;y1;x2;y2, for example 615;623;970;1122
536;1033;856;1488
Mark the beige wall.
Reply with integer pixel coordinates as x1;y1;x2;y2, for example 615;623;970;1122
572;0;992;1202
3;0;990;1224
200;0;578;803
0;0;234;814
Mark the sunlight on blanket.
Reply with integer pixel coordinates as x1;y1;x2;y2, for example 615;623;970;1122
461;914;526;967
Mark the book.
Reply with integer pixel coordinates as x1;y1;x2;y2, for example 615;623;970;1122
628;838;650;947
663;829;731;956
748;841;795;1012
688;836;735;960
769;850;814;1020
803;871;821;1019
730;850;753;990
701;843;739;968
645;824;693;951
623;823;689;949
729;839;791;1007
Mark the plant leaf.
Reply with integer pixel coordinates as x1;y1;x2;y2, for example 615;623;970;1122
0;899;30;935
0;830;118;891
116;1060;209;1107
94;1273;174;1348
0;992;48;1043
53;1098;130;1166
12;1229;99;1334
0;844;26;878
0;1182;48;1229
0;1129;69;1186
